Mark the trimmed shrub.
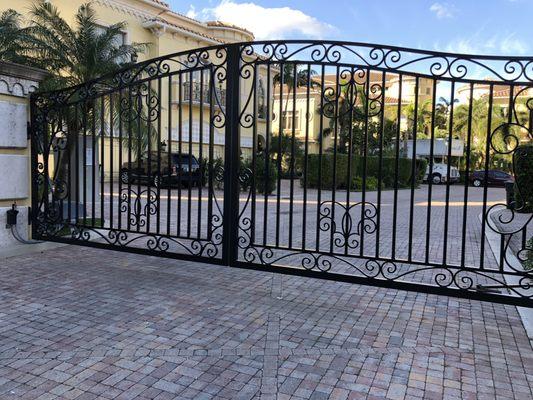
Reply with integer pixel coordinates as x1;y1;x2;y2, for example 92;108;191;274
303;154;427;190
241;154;278;194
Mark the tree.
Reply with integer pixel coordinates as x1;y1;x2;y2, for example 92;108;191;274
270;132;304;178
0;10;32;65
0;2;151;198
19;2;147;90
321;81;396;155
273;64;318;112
453;97;507;169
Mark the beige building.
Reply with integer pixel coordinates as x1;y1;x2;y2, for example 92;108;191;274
3;0;271;173
272;71;435;153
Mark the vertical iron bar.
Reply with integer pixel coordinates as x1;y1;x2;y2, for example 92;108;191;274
391;74;403;259
263;64;271;247
167;75;172;236
146;82;153;233
83;102;87;226
359;69;370;257
92;99;96;227
330;66;340;254
315;66;325;252
198;70;204;239
136;85;142;232
275;64;283;248
100;97;105;228
187;72;193;238
207;70;214;239
289;63;297;248
407;77;419;262
177;73;183;236
345;68;356;256
375;72;386;258
302;64;311;251
109;93;114;230
222;44;241;265
442;81;455;265
251;64;257;244
118;89;123;230
156;78;162;234
66;107;72;225
460;83;474;267
127;87;132;231
74;104;80;224
425;80;437;264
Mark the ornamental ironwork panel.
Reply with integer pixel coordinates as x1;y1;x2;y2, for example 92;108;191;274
31;41;533;306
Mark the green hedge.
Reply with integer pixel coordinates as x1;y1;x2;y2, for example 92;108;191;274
514;144;533;213
241;154;278;194
302;154;427;190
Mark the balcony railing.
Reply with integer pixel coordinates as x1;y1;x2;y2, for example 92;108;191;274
182;82;226;108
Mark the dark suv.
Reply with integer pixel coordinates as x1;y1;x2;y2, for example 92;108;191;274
469;170;513;187
120;152;202;187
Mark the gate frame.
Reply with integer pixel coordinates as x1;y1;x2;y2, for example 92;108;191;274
29;40;533;308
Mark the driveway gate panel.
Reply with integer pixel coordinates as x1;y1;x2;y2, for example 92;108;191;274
31;41;533;306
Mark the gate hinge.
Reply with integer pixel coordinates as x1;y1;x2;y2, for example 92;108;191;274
27;207;32;226
27;122;32;140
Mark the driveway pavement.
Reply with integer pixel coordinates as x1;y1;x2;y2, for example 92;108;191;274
0;245;532;399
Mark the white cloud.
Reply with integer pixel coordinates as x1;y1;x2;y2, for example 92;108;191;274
186;5;197;19
430;2;457;19
435;32;529;55
499;33;528;54
198;0;337;40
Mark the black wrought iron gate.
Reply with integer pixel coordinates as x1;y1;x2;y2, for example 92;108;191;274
31;41;533;307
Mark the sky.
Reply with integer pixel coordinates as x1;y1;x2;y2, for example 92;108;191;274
167;0;533;56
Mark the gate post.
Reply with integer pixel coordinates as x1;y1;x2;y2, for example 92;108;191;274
222;44;241;266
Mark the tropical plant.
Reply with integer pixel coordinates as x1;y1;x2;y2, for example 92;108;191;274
0;2;151;196
321;82;396;155
453;97;507;169
270;132;304;177
0;9;31;64
273;64;318;111
20;2;147;90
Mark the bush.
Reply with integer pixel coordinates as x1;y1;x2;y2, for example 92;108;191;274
514;144;533;213
199;157;224;189
241;154;278;194
303;154;427;190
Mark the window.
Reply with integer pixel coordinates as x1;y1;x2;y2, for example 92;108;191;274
95;24;128;63
95;24;127;47
282;111;300;131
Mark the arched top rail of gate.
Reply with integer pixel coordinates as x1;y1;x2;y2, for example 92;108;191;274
32;40;533;106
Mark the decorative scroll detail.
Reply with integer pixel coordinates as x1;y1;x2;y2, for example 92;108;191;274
120;187;158;228
241;41;533;83
319;201;377;250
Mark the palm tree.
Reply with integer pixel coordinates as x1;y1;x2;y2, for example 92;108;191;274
22;2;147;90
436;96;459;129
0;2;150;199
0;10;31;64
273;64;318;118
453;98;507;168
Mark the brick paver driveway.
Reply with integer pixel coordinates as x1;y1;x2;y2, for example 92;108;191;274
0;246;532;399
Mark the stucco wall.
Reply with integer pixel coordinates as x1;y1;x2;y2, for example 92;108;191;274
0;62;46;251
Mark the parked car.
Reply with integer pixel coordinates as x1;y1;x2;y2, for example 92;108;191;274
423;162;460;184
120;151;202;187
469;170;513;187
